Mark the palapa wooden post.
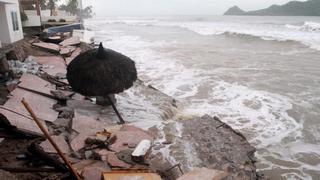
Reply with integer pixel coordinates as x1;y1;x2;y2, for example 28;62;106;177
107;95;125;124
21;98;82;180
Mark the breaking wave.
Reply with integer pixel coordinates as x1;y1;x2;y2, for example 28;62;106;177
286;21;320;32
99;18;320;51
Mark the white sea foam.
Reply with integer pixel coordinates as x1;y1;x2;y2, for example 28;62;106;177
286;21;320;32
99;18;320;51
183;81;303;148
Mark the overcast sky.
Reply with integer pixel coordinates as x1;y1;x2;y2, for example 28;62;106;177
82;0;307;16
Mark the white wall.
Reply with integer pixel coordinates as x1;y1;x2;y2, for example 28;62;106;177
23;10;41;27
41;10;77;23
22;15;41;27
5;2;23;42
0;0;23;44
0;3;11;44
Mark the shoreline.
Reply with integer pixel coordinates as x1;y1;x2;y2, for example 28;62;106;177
0;37;262;179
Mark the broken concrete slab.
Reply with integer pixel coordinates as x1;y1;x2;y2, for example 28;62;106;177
3;88;58;122
67;100;115;125
72;110;105;134
95;149;131;169
35;56;66;76
70;110;106;152
19;74;55;95
60;37;80;47
66;48;81;65
40;135;70;154
71;133;94;153
33;42;60;53
60;46;76;56
162;115;257;179
177;168;229;180
108;125;153;153
132;140;152;163
0;108;45;135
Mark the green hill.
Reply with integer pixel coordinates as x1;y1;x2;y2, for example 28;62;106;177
224;0;320;16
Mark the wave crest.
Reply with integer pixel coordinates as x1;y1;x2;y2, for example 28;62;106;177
286;21;320;32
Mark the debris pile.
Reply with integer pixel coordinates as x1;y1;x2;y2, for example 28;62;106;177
8;56;41;75
0;39;180;179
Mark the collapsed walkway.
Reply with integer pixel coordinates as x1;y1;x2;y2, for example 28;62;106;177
0;37;262;180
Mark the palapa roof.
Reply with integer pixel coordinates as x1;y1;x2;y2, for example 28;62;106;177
67;43;137;96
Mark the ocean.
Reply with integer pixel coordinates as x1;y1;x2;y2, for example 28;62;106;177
84;15;320;179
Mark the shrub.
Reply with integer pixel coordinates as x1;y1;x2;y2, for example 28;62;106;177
48;19;57;22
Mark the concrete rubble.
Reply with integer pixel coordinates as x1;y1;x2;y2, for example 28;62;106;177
60;37;81;47
0;34;263;180
33;42;60;53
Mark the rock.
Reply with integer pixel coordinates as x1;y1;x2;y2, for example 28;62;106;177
177;168;229;180
85;150;93;159
40;135;70;154
60;37;81;47
116;149;134;165
33;42;60;52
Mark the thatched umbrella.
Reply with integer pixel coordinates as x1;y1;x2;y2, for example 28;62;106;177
67;43;137;124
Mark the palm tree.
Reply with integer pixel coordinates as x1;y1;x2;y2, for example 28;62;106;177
66;0;78;15
48;0;58;16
